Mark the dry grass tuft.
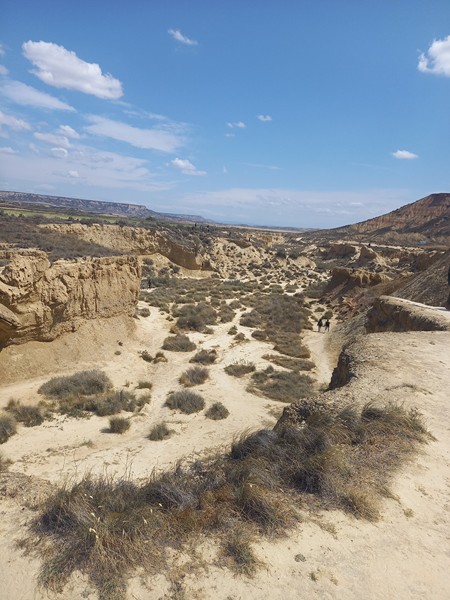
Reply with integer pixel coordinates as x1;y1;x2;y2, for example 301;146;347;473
5;400;44;427
0;413;17;444
224;361;256;378
148;422;171;441
0;450;12;471
248;367;315;403
136;381;153;390
162;335;196;352
109;417;131;434
24;402;431;599
166;390;205;414
179;367;209;387
263;354;315;371
190;349;217;364
205;402;230;420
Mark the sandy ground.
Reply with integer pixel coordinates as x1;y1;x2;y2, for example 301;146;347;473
1;300;449;599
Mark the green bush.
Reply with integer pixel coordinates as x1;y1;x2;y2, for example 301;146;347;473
166;390;205;414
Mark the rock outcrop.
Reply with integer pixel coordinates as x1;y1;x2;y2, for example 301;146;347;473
393;248;450;306
365;296;450;334
0;250;141;348
326;243;357;258
43;223;210;271
324;267;392;302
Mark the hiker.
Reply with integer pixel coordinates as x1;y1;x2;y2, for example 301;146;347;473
446;266;450;310
324;319;330;332
317;318;323;333
148;279;152;289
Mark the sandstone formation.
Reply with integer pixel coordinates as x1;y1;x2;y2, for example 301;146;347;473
0;250;141;348
323;267;392;303
394;248;450;307
365;296;450;334
326;243;357;258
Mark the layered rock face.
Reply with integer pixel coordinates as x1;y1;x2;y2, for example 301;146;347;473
0;251;141;348
43;223;209;271
365;296;450;333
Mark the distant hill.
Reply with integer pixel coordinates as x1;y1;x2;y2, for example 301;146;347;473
331;193;450;239
0;190;213;224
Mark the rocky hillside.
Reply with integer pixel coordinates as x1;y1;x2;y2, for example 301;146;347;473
393;248;450;306
0;250;140;348
0;190;212;223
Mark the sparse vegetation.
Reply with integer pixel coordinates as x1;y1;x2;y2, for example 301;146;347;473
179;366;209;387
25;402;430;599
148;422;171;441
263;354;315;371
109;416;131;434
224;361;256;378
162;334;196;352
190;349;217;364
140;350;153;362
205;402;229;420
0;413;17;444
5;400;44;427
136;381;153;390
166;390;205;414
38;370;113;399
248;366;314;402
0;451;11;471
176;302;216;332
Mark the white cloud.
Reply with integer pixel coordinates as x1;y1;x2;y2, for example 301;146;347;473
0;80;75;111
243;163;280;170
392;150;418;160
223;166;227;173
0;65;9;76
0;146;18;154
225;133;235;137
168;29;198;46
29;143;39;154
34;132;73;148
256;115;272;121
0;111;32;137
22;41;123;99
418;35;450;77
227;121;246;129
51;147;68;158
171;158;206;176
57;124;83;138
84;115;184;152
0;44;5;56
68;170;79;178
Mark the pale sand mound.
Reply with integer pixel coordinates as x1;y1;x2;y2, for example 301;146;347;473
1;303;449;599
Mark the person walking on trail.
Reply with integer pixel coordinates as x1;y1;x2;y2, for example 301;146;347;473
324;319;330;332
317;318;324;333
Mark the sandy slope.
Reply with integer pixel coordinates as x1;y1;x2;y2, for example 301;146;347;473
1;302;450;599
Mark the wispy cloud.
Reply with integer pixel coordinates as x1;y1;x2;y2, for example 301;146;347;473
23;41;123;99
225;133;235;137
256;115;272;121
418;35;450;77
0;146;18;154
168;29;198;46
57;125;84;139
227;121;246;128
392;150;418;160
0;44;5;57
243;162;281;170
223;166;227;173
0;110;32;138
0;65;8;76
171;158;206;176
84;115;184;152
0;80;76;111
34;131;73;148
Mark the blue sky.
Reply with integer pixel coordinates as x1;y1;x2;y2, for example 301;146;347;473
0;1;449;228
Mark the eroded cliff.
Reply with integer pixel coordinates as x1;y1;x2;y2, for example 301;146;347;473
0;250;141;348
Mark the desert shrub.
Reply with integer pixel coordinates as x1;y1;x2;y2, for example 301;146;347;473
180;367;209;387
93;391;138;416
225;362;255;378
248;366;314;402
162;334;196;352
305;280;327;299
154;351;168;363
240;311;262;328
140;350;153;362
0;413;17;444
166;390;205;414
228;325;238;335
315;307;325;313
5;400;44;427
218;304;235;323
0;450;11;471
205;402;229;420
136;381;153;390
262;354;315;371
190;349;217;364
148;422;171;441
229;300;241;309
139;307;151;317
109;417;131;434
251;330;267;341
234;332;246;341
323;311;333;320
27;403;431;597
176;302;216;332
272;333;310;358
39;370;113;399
